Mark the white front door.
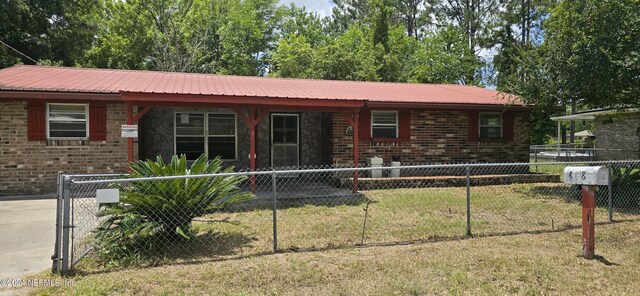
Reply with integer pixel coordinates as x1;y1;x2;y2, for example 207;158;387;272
271;113;299;168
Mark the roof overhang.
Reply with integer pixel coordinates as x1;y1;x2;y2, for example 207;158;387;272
0;90;120;101
551;108;640;121
120;91;366;111
365;101;531;111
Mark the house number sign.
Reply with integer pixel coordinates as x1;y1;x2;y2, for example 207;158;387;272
121;125;138;138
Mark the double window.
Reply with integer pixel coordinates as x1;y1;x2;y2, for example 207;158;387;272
371;111;398;138
479;113;502;139
47;103;88;139
175;113;237;160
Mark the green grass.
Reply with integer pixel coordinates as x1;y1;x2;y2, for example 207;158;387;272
24;220;640;295
19;181;640;295
75;182;637;271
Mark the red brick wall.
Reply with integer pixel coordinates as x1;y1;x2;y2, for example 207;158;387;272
0;101;135;195
332;110;530;165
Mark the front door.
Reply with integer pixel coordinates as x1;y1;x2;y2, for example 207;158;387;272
271;113;299;168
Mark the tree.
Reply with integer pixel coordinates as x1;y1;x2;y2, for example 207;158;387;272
217;0;280;76
0;0;100;68
431;0;498;84
270;34;317;79
315;26;381;81
409;26;483;84
543;0;640;108
391;0;437;38
275;4;325;47
81;0;156;69
330;0;375;33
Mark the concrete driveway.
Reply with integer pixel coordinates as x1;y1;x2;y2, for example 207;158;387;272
0;198;56;281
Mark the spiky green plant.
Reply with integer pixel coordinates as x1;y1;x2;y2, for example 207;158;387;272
94;154;253;263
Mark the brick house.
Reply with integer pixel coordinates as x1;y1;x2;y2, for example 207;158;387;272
0;65;530;195
552;108;640;160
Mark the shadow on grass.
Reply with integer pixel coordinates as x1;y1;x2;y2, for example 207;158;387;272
163;231;256;260
72;218;640;277
516;184;640;216
221;192;372;213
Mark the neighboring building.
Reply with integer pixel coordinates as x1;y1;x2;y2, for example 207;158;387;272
0;65;530;195
594;109;640;160
552;108;640;160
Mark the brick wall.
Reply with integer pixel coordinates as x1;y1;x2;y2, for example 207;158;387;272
0;101;135;195
594;112;640;160
332;110;530;165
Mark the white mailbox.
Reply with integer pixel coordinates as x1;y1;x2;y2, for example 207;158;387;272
563;166;609;186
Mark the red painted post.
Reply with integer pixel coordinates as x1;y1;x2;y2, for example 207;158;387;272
581;185;596;259
249;108;257;193
352;112;359;193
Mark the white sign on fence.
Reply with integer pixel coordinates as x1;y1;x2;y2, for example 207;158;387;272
96;189;120;204
121;124;138;138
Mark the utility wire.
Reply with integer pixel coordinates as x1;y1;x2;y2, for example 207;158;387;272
0;39;39;64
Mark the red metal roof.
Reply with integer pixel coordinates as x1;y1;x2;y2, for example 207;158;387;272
0;65;522;106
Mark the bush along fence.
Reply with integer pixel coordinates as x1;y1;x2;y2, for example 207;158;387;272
51;158;640;274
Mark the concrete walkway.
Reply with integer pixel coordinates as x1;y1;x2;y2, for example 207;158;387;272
0;198;56;293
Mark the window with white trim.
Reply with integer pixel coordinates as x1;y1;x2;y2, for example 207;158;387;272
479;113;502;139
371;111;398;138
47;103;88;139
175;112;237;160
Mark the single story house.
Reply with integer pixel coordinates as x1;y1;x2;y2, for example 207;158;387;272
552;108;640;160
0;65;530;195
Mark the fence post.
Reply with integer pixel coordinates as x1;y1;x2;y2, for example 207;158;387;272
534;147;538;172
51;172;63;274
60;175;72;274
271;170;278;253
608;164;613;223
466;164;472;237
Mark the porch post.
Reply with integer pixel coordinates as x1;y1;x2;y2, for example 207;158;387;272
235;108;270;193
127;104;134;163
341;111;360;193
249;109;257;192
352;112;359;193
125;104;152;163
557;121;561;158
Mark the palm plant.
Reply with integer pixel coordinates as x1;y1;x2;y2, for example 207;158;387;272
94;154;253;263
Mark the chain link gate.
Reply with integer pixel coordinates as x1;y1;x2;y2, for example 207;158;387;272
52;160;640;274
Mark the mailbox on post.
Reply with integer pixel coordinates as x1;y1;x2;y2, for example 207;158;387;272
563;166;609;186
563;166;609;260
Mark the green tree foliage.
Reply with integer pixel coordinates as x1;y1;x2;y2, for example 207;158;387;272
315;26;382;81
410;26;483;84
270;34;317;79
217;0;279;75
0;0;100;67
542;0;640;108
81;0;156;69
275;4;325;47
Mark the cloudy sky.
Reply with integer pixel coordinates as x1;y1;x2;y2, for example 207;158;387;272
279;0;335;17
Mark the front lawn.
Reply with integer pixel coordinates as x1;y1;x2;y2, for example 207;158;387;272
27;220;640;295
71;182;637;271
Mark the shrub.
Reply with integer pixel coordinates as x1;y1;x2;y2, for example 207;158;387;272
93;154;253;265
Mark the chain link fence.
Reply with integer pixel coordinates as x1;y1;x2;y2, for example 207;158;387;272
52;160;640;274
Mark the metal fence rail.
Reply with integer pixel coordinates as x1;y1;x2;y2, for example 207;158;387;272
52;160;640;274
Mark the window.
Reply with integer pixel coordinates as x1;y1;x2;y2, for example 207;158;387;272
47;103;88;139
207;114;236;159
479;113;502;139
371;111;398;138
175;112;237;160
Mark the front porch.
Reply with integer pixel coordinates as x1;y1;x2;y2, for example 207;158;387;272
122;92;364;192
